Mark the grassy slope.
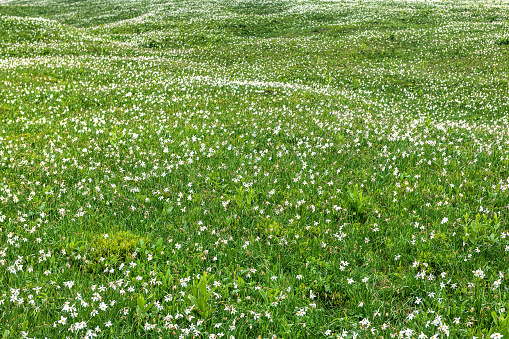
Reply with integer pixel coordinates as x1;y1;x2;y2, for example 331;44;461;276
1;0;509;338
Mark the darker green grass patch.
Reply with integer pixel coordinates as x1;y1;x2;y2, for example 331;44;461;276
0;1;154;28
225;0;292;16
497;37;509;46
0;4;56;19
216;12;342;38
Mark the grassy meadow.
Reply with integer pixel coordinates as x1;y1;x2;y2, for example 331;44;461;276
1;0;509;337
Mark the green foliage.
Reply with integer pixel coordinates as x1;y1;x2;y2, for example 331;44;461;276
462;213;500;245
136;294;154;321
89;230;148;262
1;0;509;337
258;288;280;304
256;218;286;237
188;272;215;318
489;311;509;338
343;184;370;221
235;186;257;209
496;37;509;46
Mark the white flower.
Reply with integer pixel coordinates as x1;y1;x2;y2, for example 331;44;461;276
144;322;156;330
63;281;74;289
473;269;485;279
296;308;306;316
359;318;370;327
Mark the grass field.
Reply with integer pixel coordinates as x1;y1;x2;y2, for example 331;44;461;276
1;0;509;338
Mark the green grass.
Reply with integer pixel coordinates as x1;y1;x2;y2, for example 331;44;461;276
1;0;509;338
